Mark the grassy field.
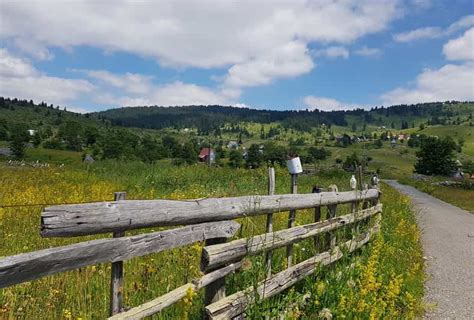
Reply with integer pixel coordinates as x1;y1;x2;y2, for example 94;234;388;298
403;125;474;159
398;178;474;213
0;161;424;319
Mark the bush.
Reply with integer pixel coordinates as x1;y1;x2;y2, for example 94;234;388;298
414;136;457;176
343;152;362;172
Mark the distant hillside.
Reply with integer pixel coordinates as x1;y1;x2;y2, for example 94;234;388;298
1;97;472;140
1;97;472;166
0;97;104;133
92;101;473;132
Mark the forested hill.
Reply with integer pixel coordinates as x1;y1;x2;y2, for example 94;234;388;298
1;97;472;136
92;101;473;132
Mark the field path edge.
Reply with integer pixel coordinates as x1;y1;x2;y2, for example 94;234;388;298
384;180;474;319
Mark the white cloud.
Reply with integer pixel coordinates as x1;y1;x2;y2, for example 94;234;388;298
0;50;233;108
443;28;474;61
118;81;233;107
224;41;314;88
0;48;37;78
446;15;474;34
393;27;442;42
303;95;365;111
0;49;94;104
12;38;54;61
79;71;235;107
381;63;474;105
393;14;474;43
313;46;349;59
354;46;382;56
75;69;154;95
0;1;401;90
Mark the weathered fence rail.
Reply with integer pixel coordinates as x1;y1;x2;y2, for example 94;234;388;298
1;176;381;319
41;189;378;237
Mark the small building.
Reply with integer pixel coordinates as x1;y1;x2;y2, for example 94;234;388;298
27;129;36;136
83;154;94;164
0;147;12;157
227;141;239;149
198;148;215;163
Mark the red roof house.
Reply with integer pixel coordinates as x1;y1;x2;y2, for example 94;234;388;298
198;148;215;163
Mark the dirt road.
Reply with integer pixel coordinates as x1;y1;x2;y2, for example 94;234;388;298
384;180;474;319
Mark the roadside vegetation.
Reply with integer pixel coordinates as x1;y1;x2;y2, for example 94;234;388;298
398;177;474;213
1;162;424;319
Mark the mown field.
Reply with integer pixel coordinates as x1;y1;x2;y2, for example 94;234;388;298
0;161;424;319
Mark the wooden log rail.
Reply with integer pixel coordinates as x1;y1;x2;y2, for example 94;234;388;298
1;187;381;319
202;204;382;271
108;262;242;320
41;189;379;237
0;221;240;288
205;226;380;319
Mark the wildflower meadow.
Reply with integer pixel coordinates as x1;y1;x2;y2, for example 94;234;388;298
0;162;424;319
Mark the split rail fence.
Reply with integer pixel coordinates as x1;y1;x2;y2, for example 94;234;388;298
0;174;381;319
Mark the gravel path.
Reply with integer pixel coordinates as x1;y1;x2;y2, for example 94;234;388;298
384;180;474;319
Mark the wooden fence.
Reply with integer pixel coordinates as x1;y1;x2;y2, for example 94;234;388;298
0;174;381;319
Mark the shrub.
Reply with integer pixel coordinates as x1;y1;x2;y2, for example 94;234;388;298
414;136;457;176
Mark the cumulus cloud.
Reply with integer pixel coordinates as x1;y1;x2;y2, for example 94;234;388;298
0;49;94;104
381;63;474;105
393;27;442;42
354;46;382;56
383;22;474;106
446;15;474;34
74;69;154;95
0;1;401;91
393;14;474;42
0;49;236;108
12;38;54;61
303;95;365;111
224;41;314;88
313;46;349;59
443;28;474;61
96;81;234;107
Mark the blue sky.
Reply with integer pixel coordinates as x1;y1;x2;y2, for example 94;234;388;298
0;0;473;113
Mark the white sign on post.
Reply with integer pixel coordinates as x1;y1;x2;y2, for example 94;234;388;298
287;157;303;174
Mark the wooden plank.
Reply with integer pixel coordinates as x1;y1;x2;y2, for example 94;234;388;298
265;167;275;278
41;189;379;237
206;229;378;319
202;205;382;270
0;221;240;288
286;174;298;267
312;186;322;251
108;262;241;320
110;192;126;316
327;185;338;250
204;238;228;306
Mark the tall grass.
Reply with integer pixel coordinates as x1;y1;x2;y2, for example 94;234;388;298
0;162;424;319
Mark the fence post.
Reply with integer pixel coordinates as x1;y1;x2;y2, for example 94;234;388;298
312;186;322;252
110;191;126;316
351;179;357;237
265;167;275;278
286;174;298;267
327;185;338;250
203;238;227;305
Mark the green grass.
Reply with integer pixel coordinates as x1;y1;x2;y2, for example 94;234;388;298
1;161;424;319
398;177;474;213
24;147;83;165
